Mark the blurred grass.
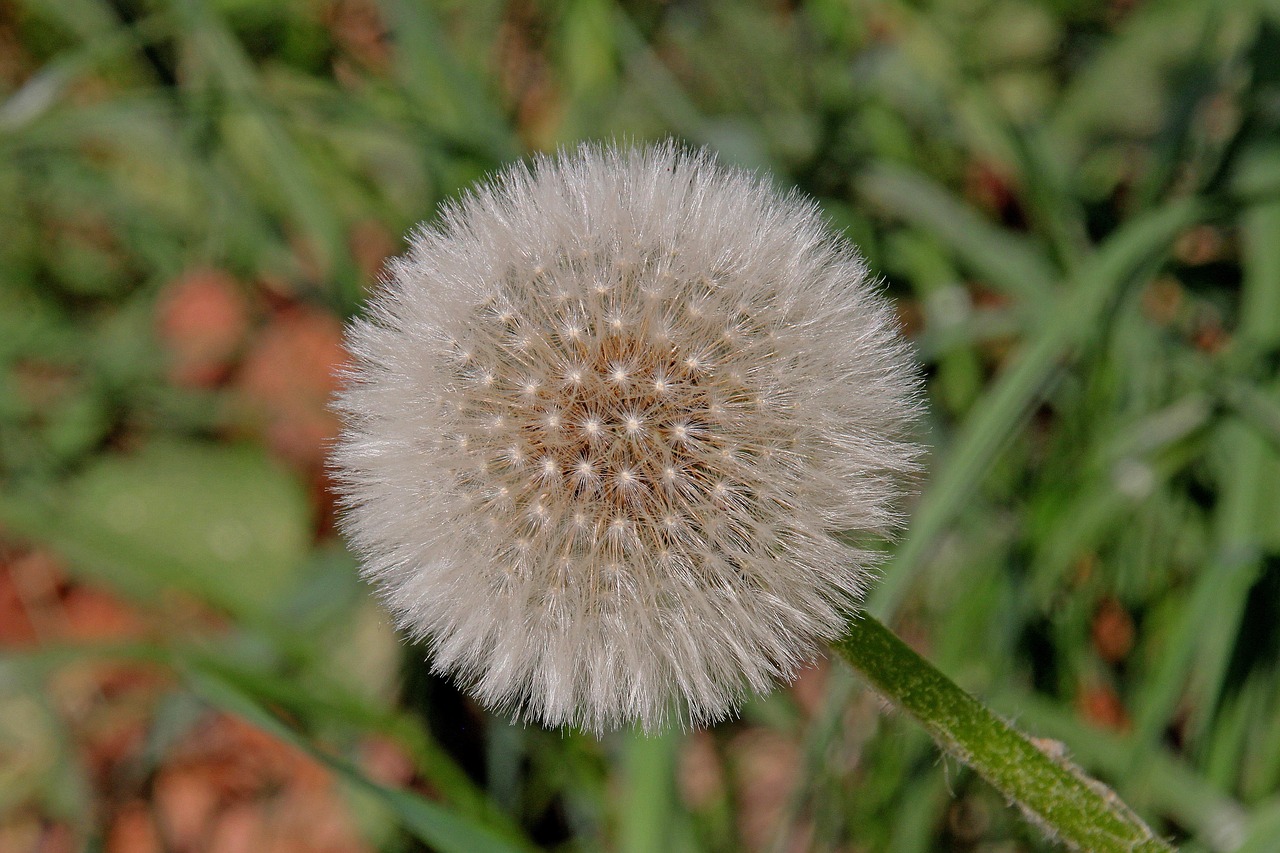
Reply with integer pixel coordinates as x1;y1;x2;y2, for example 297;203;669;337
2;0;1280;851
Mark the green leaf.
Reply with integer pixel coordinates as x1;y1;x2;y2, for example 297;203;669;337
0;440;309;621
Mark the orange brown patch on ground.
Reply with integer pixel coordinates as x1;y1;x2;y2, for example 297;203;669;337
1141;277;1183;326
348;219;399;287
357;735;416;789
325;0;391;74
237;306;348;471
156;268;252;388
136;714;370;853
678;730;725;811
1174;225;1224;266
730;728;806;851
789;657;831;719
1078;683;1131;732
1091;597;1135;664
0;543;375;853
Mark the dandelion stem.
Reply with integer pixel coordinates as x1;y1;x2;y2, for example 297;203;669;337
833;615;1173;852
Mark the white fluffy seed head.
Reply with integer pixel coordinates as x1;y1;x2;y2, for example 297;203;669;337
332;142;921;734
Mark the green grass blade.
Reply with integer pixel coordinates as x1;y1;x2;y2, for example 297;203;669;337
872;198;1203;617
376;0;518;162
170;0;361;305
618;729;679;853
1181;185;1280;745
859;164;1059;305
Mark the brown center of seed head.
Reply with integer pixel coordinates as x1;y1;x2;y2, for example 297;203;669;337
447;266;782;585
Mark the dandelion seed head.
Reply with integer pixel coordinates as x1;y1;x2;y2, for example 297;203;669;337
332;142;921;733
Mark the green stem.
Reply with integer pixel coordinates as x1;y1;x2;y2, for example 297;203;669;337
833;615;1174;852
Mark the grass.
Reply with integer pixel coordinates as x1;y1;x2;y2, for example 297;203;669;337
2;0;1279;850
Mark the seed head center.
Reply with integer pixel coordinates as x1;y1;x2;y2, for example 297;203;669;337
449;273;779;579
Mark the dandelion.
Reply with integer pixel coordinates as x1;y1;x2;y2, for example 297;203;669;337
332;142;920;733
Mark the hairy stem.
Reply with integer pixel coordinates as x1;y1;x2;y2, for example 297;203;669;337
833;615;1173;852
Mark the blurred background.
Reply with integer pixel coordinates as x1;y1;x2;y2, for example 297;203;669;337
2;0;1279;850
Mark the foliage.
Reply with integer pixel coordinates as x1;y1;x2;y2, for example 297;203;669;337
2;0;1279;850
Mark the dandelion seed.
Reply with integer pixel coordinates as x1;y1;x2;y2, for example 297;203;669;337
621;412;644;437
572;457;600;491
581;415;604;440
332;142;920;733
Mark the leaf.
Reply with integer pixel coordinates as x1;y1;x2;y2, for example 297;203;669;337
0;440;309;621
